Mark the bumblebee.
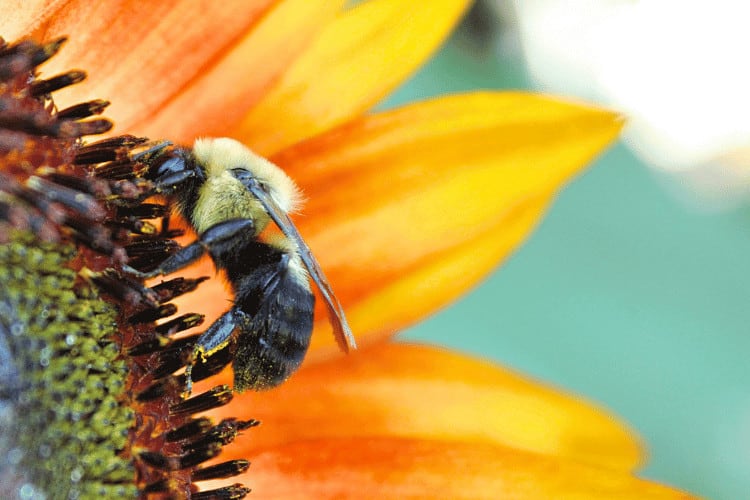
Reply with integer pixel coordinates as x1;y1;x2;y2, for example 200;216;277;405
129;137;356;393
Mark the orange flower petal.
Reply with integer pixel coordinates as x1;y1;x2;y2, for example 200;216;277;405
233;437;695;500
26;0;277;131
210;343;642;471
0;0;62;40
134;0;346;143
234;0;472;155
267;92;622;354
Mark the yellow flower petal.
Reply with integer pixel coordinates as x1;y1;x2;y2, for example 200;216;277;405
212;343;642;471
234;0;472;155
314;193;553;356
238;437;696;500
134;0;346;143
267;92;622;355
29;0;277;131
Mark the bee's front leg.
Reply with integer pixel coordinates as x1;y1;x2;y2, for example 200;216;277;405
122;218;255;279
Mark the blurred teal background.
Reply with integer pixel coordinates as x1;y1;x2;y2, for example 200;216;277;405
380;25;750;500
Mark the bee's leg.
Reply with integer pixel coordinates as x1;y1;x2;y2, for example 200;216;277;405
123;218;255;278
183;307;248;397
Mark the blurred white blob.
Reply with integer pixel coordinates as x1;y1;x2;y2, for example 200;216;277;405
494;0;750;208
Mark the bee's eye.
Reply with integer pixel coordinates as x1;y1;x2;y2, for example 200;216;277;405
231;167;249;179
231;168;271;195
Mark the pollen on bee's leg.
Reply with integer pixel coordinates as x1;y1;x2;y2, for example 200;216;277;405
0;36;255;499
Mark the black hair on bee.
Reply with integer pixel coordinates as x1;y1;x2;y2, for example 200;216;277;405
128;137;356;393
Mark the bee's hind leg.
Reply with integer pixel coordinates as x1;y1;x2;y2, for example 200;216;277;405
183;307;248;397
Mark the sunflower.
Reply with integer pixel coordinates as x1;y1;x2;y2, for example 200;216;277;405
0;1;698;499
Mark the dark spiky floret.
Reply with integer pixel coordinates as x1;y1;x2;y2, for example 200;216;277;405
0;36;253;499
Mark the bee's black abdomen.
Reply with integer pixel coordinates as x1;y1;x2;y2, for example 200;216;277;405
233;277;314;391
224;242;314;391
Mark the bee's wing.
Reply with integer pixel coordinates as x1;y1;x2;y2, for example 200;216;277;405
247;182;357;352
